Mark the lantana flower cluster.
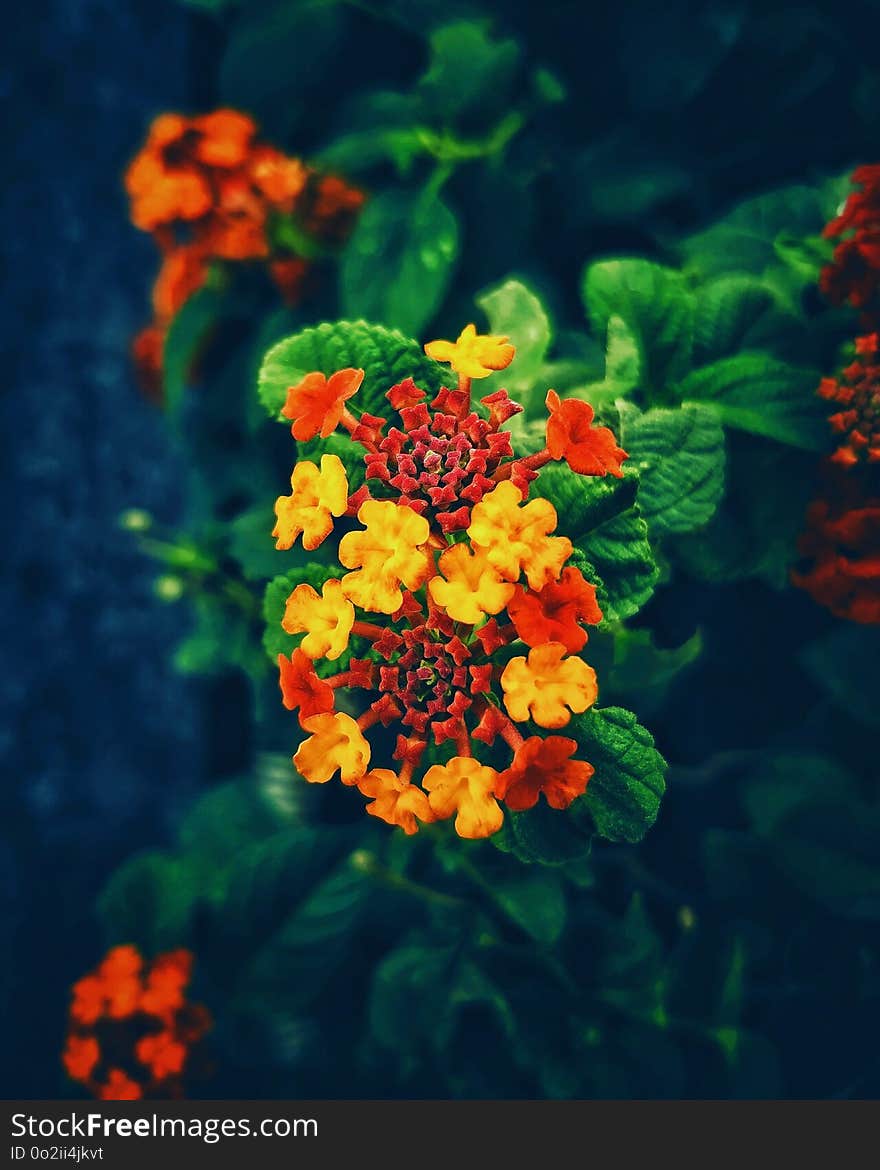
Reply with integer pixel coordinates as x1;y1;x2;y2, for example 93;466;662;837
126;109;364;398
62;946;211;1100
271;327;628;838
821;166;880;321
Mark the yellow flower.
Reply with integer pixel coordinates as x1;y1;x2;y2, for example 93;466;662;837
422;757;503;839
294;712;370;785
339;500;432;614
425;323;515;380
357;769;435;835
272;455;349;551
427;543;515;624
468;481;572;590
282;578;354;660
501;642;598;728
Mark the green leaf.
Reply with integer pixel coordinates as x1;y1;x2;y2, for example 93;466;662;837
257;320;445;420
677;353;825;450
494;801;594;867
98;853;194;954
582;259;694;396
263;565;337;662
572;512;658;626
162;284;224;422
240;856;369;1009
671;434;815;588
229;505;284;582
620;404;725;536
773;231;835;284
604;315;641;391
536;461;638;538
177;781;285;883
692;276;783;365
491;872;567;944
564;316;641;408
175;596;266;680
741;755;880;919
601;626;703;715
538;463;658;623
218;1;343;133
476;278;552;399
369;938;516;1070
682;184;833;279
417;21;521;124
572;706;667;843
800;625;880;731
598;894;665;1000
340;188;459;337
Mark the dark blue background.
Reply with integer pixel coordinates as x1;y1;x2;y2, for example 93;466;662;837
1;0;210;1096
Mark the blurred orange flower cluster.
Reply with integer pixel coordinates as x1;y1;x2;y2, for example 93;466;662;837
62;945;211;1100
271;329;628;837
126;109;364;400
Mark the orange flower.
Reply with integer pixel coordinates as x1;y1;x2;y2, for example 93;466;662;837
249;146;308;211
98;1069;143;1101
507;567;602;653
423;757;503;839
205;172;270;260
294;712;371;785
136;1031;187;1079
126;148;212;232
468;481;572;590
152;243;210;321
495;736;594;810
281;367;364;440
278;650;335;723
339;500;432;614
99;945;143;1019
501;642;598;728
70;975;106;1026
428;543;515;624
191;109;256;168
281;579;354;659
140;950;192;1017
357;769;435;835
125;112;258;232
99;944;143;979
545;391;628;477
425;324;515;380
273;454;349;551
62;1035;100;1082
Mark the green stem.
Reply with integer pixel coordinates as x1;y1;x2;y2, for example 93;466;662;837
351;850;465;911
